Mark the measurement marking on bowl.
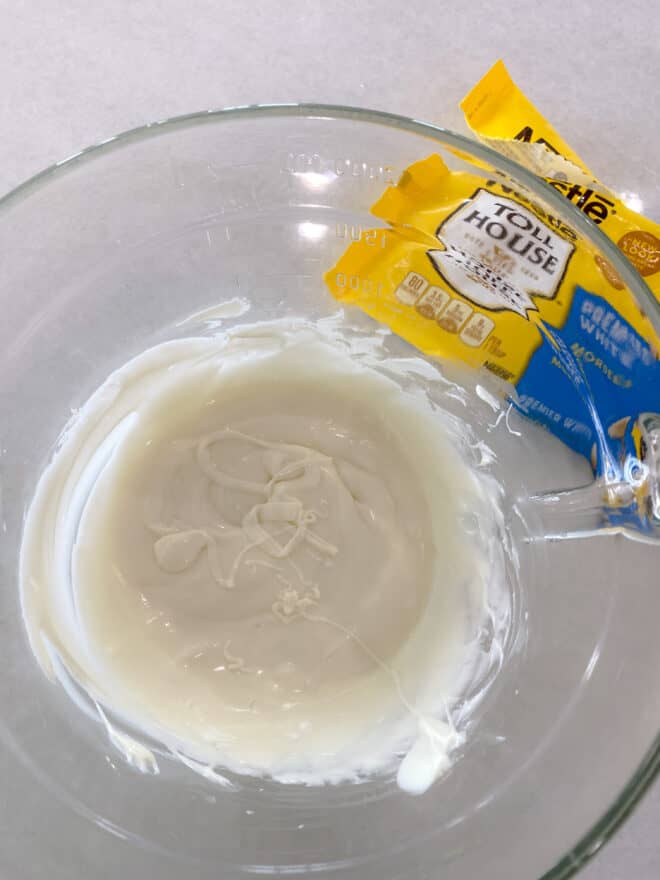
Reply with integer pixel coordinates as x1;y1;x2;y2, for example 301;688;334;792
283;152;397;183
335;224;388;248
334;272;386;297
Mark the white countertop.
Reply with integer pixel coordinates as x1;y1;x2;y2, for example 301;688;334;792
1;1;658;877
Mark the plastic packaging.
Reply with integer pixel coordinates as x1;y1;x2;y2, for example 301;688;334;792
326;65;660;532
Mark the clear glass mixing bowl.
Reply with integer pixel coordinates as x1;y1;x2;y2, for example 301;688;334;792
0;105;658;880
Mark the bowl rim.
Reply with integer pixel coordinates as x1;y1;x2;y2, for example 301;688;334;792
1;101;658;880
2;101;658;339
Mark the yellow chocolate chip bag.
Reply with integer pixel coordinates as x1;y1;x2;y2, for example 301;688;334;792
324;66;660;531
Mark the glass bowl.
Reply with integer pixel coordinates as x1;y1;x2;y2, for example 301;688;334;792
0;104;658;880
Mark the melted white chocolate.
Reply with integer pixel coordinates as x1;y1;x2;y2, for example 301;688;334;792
20;319;508;792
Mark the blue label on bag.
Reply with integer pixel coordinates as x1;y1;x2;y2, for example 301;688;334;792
516;287;660;482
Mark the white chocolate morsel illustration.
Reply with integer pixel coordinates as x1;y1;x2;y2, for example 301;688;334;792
20;319;509;793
